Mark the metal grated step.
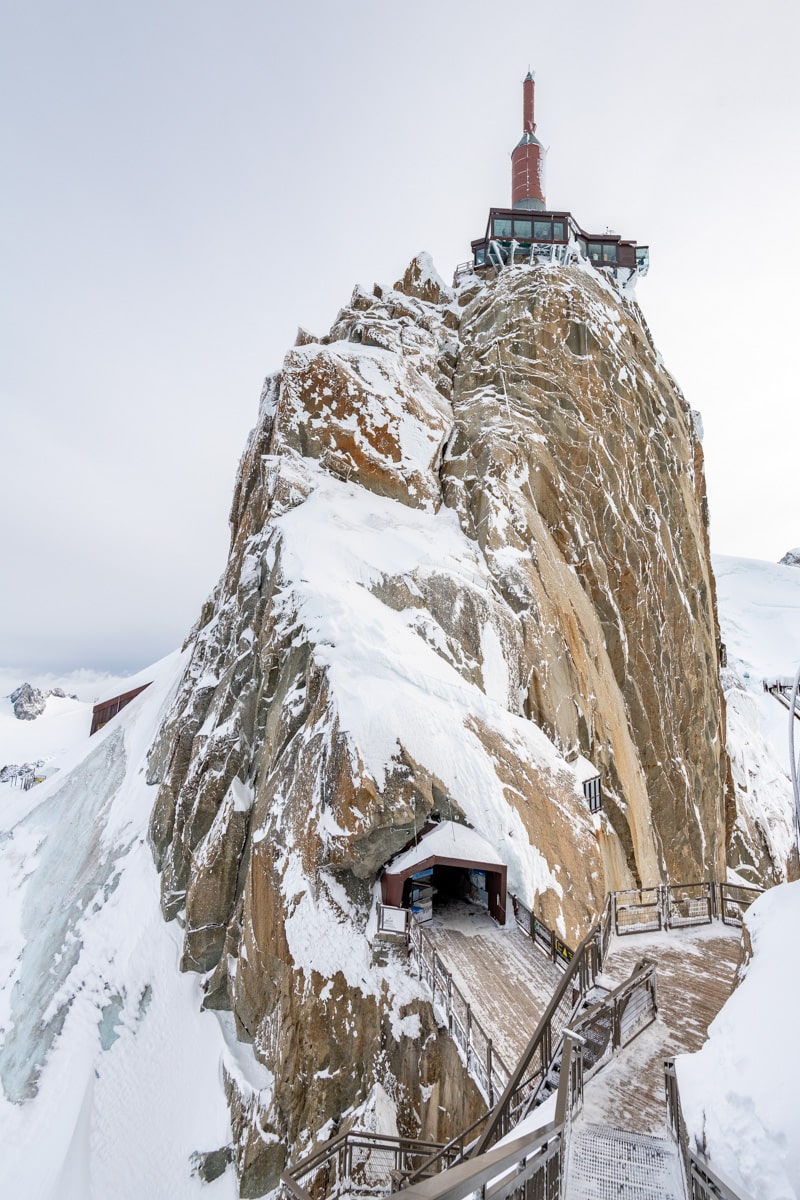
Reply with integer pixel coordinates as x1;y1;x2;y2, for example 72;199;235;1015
566;1123;684;1200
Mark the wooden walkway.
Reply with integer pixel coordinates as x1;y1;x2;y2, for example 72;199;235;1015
423;901;564;1071
581;924;743;1135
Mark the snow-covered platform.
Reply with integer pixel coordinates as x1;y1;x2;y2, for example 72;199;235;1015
582;924;743;1136
422;899;564;1071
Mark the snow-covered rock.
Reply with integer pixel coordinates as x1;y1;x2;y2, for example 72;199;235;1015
0;760;43;785
779;547;800;567
146;255;728;1191
7;682;79;721
9;683;48;720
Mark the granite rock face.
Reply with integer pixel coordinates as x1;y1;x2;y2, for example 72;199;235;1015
147;257;732;1193
443;267;728;885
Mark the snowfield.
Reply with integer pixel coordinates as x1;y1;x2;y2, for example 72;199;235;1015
713;554;800;881
714;553;800;761
674;554;800;1197
0;691;91;768
676;881;800;1200
0;654;244;1199
0;662;160;780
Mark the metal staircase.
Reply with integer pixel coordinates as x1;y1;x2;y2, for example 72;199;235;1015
566;1124;683;1200
283;884;762;1200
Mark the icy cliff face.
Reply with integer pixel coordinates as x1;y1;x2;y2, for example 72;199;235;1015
147;255;729;1192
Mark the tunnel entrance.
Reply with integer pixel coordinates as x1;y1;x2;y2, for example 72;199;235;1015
381;820;507;925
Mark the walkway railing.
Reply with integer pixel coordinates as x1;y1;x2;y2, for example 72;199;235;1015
511;895;575;966
665;1060;748;1200
281;1037;584;1200
572;958;657;1081
717;883;762;928
469;904;610;1158
613;882;761;936
408;914;510;1105
399;1034;584;1200
281;1130;457;1200
369;881;760;1198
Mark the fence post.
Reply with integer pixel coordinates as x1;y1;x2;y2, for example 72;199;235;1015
466;1003;472;1065
487;1039;494;1107
432;951;438;1004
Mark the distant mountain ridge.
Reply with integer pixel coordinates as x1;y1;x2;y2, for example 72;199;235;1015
8;682;77;721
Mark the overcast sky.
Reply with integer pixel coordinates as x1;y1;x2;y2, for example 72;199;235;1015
2;0;799;677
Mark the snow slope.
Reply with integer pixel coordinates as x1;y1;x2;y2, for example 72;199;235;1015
714;554;800;765
676;881;800;1199
713;554;800;878
673;556;800;1196
0;692;91;768
0;653;251;1199
0;662;159;778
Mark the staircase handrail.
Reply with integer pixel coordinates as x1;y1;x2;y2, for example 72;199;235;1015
665;1059;751;1200
396;1036;583;1200
573;957;655;1034
571;957;657;1080
282;1129;456;1200
470;914;604;1157
408;913;511;1104
395;1123;561;1200
400;1111;491;1188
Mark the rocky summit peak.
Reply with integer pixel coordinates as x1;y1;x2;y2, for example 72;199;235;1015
8;682;76;720
9;683;47;721
144;256;751;1194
